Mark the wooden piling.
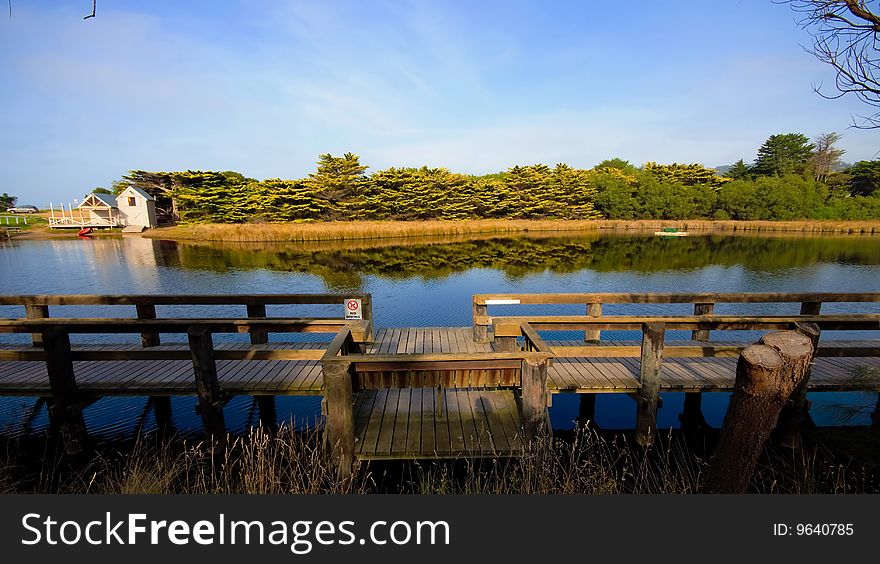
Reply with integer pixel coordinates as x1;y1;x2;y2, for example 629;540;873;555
25;304;48;347
577;393;597;427
704;331;814;493
520;358;549;442
151;395;173;438
323;360;356;477
684;303;713;435
136;304;160;347
247;304;268;345
473;300;488;343
42;326;87;455
635;322;665;447
187;326;227;448
495;336;517;352
257;395;278;433
774;322;820;449
585;302;602;343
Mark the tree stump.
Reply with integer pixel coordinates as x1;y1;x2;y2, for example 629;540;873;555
703;330;814;493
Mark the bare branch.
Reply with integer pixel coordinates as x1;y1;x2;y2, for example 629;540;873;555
84;0;95;20
778;0;880;127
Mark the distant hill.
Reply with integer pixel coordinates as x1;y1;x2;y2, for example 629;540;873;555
714;164;732;175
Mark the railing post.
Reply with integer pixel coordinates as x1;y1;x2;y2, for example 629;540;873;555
691;302;714;341
323;360;356;478
473;298;488;343
520;358;549;442
25;304;49;347
361;294;374;342
187;326;226;449
42;326;88;455
246;303;268;345
136;304;160;347
635;322;665;447
495;335;517;352
585;302;602;343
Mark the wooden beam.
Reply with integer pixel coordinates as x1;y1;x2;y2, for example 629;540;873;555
585;303;602;343
246;304;268;344
25;304;48;347
42;326;87;455
635;322;665;447
323;361;355;478
136;304;160;347
187;326;226;448
520;358;549;442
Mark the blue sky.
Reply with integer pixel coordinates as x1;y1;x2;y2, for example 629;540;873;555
2;0;878;205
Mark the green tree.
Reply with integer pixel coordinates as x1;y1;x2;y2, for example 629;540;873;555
92;187;113;195
753;133;815;176
725;159;752;180
848;160;880;196
306;153;368;218
594;158;636;172
0;193;17;209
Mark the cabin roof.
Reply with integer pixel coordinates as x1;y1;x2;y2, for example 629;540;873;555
118;185;155;201
79;193;117;209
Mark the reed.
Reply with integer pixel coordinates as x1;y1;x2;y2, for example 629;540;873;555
1;425;875;494
144;220;880;243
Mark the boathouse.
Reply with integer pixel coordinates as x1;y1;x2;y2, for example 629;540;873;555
116;186;157;231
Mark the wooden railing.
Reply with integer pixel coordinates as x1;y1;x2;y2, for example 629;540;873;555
0;293;373;346
499;314;880;446
473;292;880;343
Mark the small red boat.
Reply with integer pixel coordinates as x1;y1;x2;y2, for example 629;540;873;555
78;227;93;237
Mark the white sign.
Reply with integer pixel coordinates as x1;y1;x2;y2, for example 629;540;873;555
484;299;521;305
345;298;363;320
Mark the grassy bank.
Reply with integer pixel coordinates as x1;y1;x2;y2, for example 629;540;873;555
143;220;880;243
2;426;876;494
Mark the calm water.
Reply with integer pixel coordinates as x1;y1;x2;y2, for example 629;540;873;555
1;232;879;440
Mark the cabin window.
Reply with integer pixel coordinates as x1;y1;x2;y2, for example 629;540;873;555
128;197;137;207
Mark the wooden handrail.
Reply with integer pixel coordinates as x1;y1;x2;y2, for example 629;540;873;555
0;293;373;308
474;292;880;306
521;322;553;354
322;327;354;361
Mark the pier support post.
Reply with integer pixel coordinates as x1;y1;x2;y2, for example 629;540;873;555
495;336;517;352
247;304;268;345
773;322;820;449
635;322;665;447
151;396;174;438
43;326;88;455
704;331;813;493
257;395;278;433
682;303;714;437
473;301;488;343
871;393;880;431
323;361;356;478
521;358;549;442
585;303;602;343
136;304;160;347
25;304;48;347
187;326;227;449
577;393;597;428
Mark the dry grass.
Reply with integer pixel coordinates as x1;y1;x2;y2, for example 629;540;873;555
2;425;875;494
143;220;880;243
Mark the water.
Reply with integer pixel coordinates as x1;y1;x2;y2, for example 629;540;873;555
1;232;878;440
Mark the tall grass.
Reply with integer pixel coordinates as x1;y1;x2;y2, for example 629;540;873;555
2;425;876;494
144;219;880;243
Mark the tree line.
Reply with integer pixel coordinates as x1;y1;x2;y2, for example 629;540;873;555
104;132;880;223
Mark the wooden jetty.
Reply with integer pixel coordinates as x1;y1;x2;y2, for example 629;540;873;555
0;292;879;473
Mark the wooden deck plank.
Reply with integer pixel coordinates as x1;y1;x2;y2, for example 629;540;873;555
405;388;422;455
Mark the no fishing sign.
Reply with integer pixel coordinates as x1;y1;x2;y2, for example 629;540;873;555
345;298;363;320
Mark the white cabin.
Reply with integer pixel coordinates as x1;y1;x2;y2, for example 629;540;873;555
116;186;157;231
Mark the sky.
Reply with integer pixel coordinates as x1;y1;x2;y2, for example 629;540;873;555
1;0;879;205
